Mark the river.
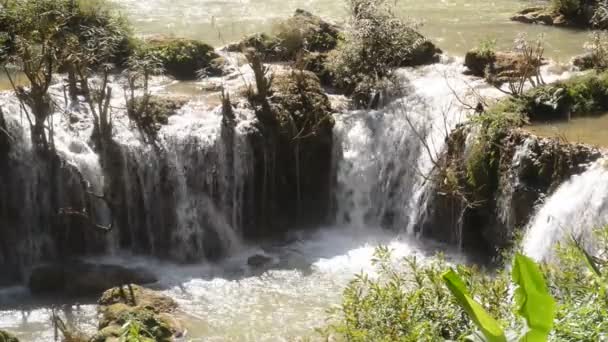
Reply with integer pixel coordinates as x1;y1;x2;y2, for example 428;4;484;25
0;0;602;341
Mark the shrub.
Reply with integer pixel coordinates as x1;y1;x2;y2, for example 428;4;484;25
326;0;433;108
583;31;608;71
324;226;608;341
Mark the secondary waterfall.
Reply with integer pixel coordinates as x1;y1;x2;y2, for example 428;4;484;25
523;158;608;261
333;59;485;234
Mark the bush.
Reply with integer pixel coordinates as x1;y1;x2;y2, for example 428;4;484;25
326;0;436;108
324;226;608;341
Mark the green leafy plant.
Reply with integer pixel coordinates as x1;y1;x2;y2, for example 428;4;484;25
442;253;555;342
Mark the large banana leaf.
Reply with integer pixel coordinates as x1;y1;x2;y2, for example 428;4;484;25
442;269;507;342
511;253;556;342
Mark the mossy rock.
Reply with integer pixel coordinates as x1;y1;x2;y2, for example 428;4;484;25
270;70;334;140
400;35;442;67
144;37;224;80
94;307;173;342
464;49;542;84
0;331;18;342
96;285;182;342
98;285;178;314
127;95;187;139
227;10;341;62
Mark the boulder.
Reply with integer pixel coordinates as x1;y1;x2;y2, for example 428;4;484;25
28;262;157;296
94;285;182;342
400;36;442;67
0;330;19;342
143;37;225;80
464;50;543;84
511;7;556;25
244;70;335;239
573;52;596;70
98;285;178;313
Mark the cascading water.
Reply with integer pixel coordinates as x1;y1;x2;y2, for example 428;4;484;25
523;158;608;261
333;59;487;234
0;58;480;340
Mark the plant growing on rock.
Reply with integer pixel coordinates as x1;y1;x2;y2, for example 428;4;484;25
123;51;174;144
583;31;608;71
0;0;70;152
327;0;432;108
62;0;132;149
487;33;545;97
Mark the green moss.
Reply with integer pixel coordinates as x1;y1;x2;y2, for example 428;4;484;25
0;331;18;342
143;38;223;80
270;70;334;140
127;95;186;140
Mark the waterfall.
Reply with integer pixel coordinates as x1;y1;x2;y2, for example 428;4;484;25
523;158;608;261
0;80;257;279
107;102;254;261
332;59;486;234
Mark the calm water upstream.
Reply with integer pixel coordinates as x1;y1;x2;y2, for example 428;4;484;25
114;0;590;60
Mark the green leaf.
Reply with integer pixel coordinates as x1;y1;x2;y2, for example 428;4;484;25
442;269;507;342
511;253;556;342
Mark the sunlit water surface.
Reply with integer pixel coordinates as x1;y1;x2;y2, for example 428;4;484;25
113;0;589;59
0;228;462;341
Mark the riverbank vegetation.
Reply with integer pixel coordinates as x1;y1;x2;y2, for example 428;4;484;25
324;226;608;341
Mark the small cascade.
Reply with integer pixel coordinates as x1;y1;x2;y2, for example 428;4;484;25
0;80;257;279
107;102;255;261
333;59;484;233
523;158;608;261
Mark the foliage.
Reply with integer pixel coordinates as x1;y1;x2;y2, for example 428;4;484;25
442;269;507;342
322;247;511;341
444;254;555;342
0;330;18;342
325;226;608;342
120;319;155;342
583;31;608;71
552;0;583;16
487;33;545;97
126;96;185;142
326;0;429;108
477;37;497;59
0;0;132;151
465;106;525;192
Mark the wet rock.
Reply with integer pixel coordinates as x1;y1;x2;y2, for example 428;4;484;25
400;36;442;67
94;285;182;342
464;50;543;83
28;263;157;296
511;7;556;25
245;70;335;239
247;254;273;267
511;4;603;28
0;330;19;342
143;37;224;80
419;126;602;255
98;285;178;312
573;52;596;70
